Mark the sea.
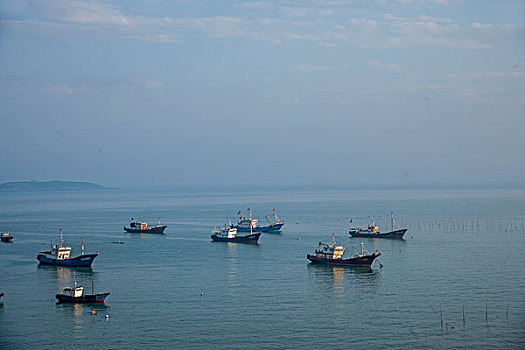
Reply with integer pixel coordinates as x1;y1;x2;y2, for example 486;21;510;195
0;188;524;349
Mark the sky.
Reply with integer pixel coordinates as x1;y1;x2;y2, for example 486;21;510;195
0;0;524;188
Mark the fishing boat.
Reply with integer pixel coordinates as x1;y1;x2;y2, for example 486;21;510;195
235;210;284;233
211;223;261;243
349;212;407;239
56;282;109;304
37;230;98;267
124;218;167;234
307;234;381;267
1;232;13;243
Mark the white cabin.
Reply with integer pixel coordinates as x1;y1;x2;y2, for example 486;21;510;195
62;286;83;297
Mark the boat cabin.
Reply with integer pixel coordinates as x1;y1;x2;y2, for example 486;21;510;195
212;226;238;238
238;218;258;228
62;286;83;297
130;222;148;229
314;242;345;259
52;245;71;260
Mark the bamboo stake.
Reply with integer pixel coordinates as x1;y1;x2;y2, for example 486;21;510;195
485;291;488;323
440;292;443;331
462;294;465;325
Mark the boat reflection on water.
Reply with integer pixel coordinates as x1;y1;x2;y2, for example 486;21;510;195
308;263;381;297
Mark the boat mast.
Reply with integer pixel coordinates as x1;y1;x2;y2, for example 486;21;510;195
59;228;63;247
81;237;84;255
391;212;394;231
331;232;335;246
361;241;364;256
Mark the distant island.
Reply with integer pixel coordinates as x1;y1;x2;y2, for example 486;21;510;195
0;181;106;192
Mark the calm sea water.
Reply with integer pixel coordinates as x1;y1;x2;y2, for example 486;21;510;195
0;188;524;349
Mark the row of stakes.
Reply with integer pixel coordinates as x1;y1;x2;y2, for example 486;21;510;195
439;291;509;332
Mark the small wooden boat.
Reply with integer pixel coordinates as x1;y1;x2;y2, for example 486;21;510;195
37;230;98;267
307;234;380;267
1;232;13;243
211;224;261;243
349;212;407;239
124;218;167;234
56;282;109;304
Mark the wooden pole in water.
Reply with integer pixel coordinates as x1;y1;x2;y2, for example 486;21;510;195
462;294;465;326
440;292;443;331
485;291;488;323
92;280;95;295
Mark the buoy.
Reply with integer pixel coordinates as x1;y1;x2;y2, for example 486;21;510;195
91;311;97;315
105;314;109;319
200;292;204;297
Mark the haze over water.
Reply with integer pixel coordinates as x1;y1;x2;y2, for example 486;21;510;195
1;188;524;349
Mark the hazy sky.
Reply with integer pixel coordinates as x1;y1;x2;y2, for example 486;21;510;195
1;0;524;188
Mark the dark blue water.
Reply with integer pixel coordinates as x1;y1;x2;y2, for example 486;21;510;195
1;188;524;349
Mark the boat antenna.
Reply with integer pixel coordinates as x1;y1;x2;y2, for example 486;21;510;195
59;228;63;247
81;237;84;256
331;232;335;245
372;217;375;227
158;217;160;225
391;212;394;231
361;238;364;256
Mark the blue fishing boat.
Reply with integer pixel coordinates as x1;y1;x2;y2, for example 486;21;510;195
235;210;284;233
349;212;407;239
211;224;261;243
307;234;381;267
37;230;98;267
56;283;109;304
124;218;167;234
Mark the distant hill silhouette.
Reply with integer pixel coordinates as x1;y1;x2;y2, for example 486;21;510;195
0;180;105;192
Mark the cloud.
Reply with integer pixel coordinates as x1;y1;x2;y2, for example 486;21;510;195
63;0;130;25
349;18;379;33
293;63;334;72
443;72;525;80
3;0;520;51
238;2;275;12
48;83;74;96
130;78;165;89
367;58;402;72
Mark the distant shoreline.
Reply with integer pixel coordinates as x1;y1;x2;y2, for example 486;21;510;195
0;181;108;192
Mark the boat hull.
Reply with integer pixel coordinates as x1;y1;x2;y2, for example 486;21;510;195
307;253;380;267
349;229;407;239
37;253;98;267
211;232;262;243
56;292;110;304
1;237;13;243
236;223;284;233
124;225;167;234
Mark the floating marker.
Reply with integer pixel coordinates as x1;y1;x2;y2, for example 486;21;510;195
91;311;97;315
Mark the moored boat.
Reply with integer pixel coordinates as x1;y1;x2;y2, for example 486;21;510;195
37;230;98;267
349;212;407;239
307;234;380;267
1;232;13;243
56;283;109;304
211;224;261;243
124;218;167;234
235;209;284;233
